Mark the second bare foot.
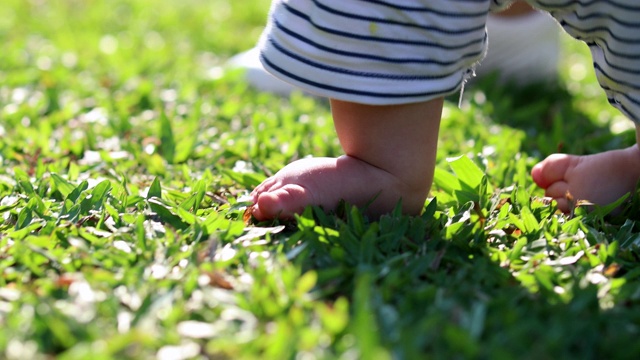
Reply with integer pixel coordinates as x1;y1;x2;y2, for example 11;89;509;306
531;145;640;212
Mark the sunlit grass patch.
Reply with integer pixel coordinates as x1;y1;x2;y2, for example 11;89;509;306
2;1;640;359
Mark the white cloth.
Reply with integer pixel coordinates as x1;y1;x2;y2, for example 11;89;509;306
476;10;559;85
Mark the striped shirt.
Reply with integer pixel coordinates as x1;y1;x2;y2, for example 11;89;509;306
258;0;640;122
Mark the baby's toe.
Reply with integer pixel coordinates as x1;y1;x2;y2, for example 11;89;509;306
253;184;311;220
532;154;575;189
544;180;571;213
251;177;278;200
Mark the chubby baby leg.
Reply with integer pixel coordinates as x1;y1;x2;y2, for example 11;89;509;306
531;124;640;212
250;98;443;221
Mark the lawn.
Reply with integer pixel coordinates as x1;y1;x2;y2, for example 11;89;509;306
2;0;640;359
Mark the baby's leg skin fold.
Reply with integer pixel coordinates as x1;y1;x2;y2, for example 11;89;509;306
250;98;444;221
531;125;640;212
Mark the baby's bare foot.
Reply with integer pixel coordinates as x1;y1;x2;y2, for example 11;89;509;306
531;145;640;212
250;156;429;221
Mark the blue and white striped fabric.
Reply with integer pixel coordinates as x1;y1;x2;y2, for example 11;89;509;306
258;0;640;122
530;0;640;123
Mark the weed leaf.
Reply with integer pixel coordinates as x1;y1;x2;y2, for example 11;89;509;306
147;177;162;199
148;197;188;230
50;173;76;198
159;110;176;163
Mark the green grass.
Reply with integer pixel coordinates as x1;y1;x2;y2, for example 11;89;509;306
2;1;640;359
